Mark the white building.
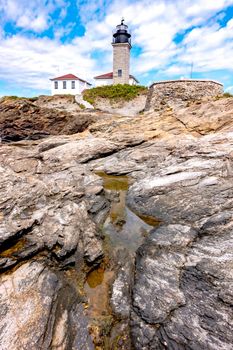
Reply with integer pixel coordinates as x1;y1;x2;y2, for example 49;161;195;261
94;72;139;87
50;74;92;95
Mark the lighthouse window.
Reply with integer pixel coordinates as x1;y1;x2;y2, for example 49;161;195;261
54;81;58;89
118;69;122;77
63;81;66;89
72;81;75;89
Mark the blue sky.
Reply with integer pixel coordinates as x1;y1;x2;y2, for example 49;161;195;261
0;0;232;96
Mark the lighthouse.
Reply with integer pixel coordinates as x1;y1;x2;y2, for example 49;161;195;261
94;19;138;86
112;18;131;84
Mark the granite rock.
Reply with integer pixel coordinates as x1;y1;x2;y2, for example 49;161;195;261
0;261;94;350
0;95;233;349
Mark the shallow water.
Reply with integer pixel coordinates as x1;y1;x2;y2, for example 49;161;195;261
84;172;158;305
84;171;159;347
99;172;157;252
94;171;129;191
85;267;114;318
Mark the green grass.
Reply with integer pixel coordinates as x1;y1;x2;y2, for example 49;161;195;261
83;84;147;105
78;103;85;109
1;95;21;101
27;97;38;102
223;92;233;98
215;92;233;100
1;95;38;102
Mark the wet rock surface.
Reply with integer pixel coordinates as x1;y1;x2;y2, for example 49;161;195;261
0;95;233;349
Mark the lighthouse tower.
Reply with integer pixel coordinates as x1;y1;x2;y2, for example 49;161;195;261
112;18;131;85
94;19;138;86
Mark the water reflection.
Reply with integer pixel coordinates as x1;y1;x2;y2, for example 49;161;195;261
84;171;159;338
96;171;156;252
104;206;152;252
84;268;114;317
86;266;105;288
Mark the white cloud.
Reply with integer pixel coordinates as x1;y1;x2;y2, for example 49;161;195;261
184;0;233;16
76;0;112;23
165;17;233;77
0;0;233;92
17;14;48;32
96;0;233;76
0;0;68;32
226;85;233;92
0;35;99;90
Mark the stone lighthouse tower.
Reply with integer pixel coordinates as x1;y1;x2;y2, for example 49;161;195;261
112;19;131;84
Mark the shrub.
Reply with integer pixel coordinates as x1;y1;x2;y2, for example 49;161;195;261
223;92;233;98
78;103;85;109
2;95;21;101
27;97;38;102
215;92;233;100
83;84;147;105
1;96;38;102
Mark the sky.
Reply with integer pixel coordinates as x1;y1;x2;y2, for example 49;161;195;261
0;0;233;96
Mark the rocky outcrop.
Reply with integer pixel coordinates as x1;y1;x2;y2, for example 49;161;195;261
89;96;233;144
34;94;83;112
122;131;233;349
0;97;109;142
91;93;147;116
130;219;233;349
0;133;112;348
0;95;233;349
88;98;233;348
130;221;233;350
0;261;94;350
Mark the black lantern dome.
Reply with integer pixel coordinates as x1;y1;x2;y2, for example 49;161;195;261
112;18;131;45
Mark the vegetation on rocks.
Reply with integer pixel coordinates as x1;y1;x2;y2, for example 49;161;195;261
214;92;233;100
83;84;147;105
78;102;85;109
0;95;38;102
223;92;233;98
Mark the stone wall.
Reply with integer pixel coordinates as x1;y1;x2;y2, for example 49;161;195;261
145;79;223;111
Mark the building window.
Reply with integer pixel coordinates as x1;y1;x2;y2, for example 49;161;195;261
54;81;58;89
63;81;66;89
118;69;122;77
71;81;75;89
